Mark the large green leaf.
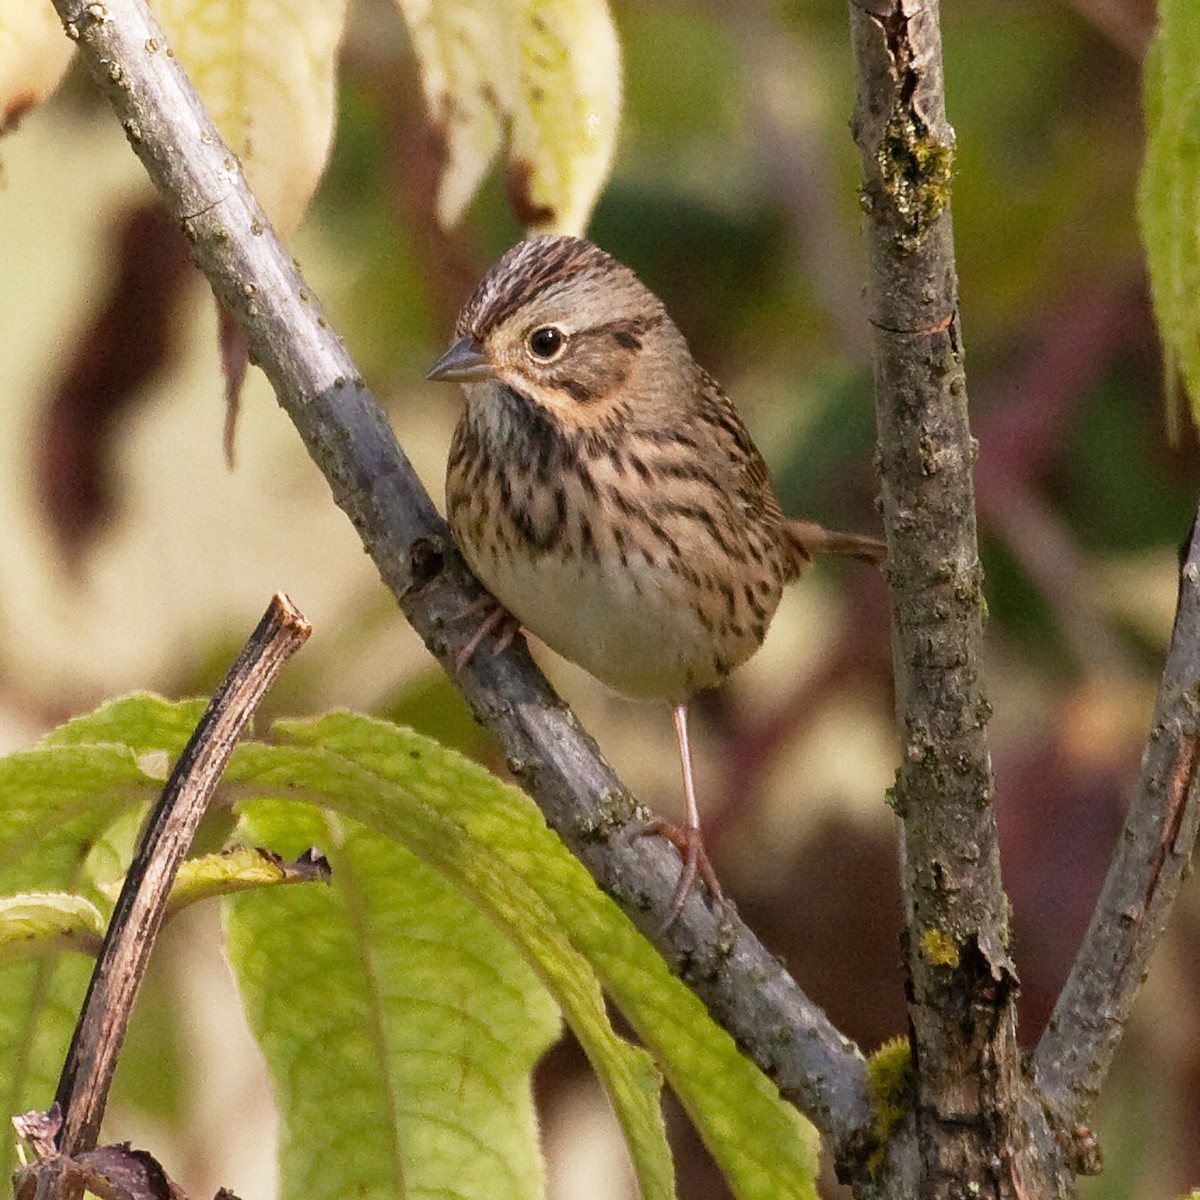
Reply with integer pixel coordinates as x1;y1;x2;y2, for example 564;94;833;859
228;730;676;1200
1;696;819;1200
0;706;172;1187
226;800;560;1200
232;713;818;1200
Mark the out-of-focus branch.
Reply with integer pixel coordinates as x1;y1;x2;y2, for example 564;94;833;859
1060;0;1153;59
46;0;877;1166
1033;510;1200;1125
727;0;871;358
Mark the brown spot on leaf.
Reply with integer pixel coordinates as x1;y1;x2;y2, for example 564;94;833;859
505;158;556;228
3;92;37;133
36;201;191;563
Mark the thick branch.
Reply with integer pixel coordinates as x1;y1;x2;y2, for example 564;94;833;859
1033;513;1200;1124
48;0;876;1163
849;1;1034;1193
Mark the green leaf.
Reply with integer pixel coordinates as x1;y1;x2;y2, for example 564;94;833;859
226;800;559;1200
0;696;818;1200
0;893;105;961
38;692;206;754
231;713;818;1200
1139;0;1200;431
0;696;200;1182
0;954;94;1159
229;726;676;1200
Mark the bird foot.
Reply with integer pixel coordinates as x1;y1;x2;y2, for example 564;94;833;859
636;816;723;931
453;593;522;670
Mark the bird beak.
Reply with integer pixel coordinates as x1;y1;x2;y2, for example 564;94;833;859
426;335;495;383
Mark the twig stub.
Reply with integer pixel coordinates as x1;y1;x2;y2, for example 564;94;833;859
50;594;309;1163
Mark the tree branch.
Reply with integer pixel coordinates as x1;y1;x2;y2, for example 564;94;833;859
1033;511;1200;1125
52;594;310;1167
848;1;1031;1192
46;0;876;1165
848;4;1200;1193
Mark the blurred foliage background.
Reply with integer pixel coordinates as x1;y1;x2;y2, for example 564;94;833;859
1;0;1197;1197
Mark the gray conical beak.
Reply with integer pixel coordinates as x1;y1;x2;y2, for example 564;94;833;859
426;335;494;383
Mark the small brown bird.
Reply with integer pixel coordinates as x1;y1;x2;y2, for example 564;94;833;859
428;235;883;926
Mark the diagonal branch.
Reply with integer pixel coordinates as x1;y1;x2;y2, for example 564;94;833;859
1033;510;1200;1126
46;0;877;1165
52;594;310;1169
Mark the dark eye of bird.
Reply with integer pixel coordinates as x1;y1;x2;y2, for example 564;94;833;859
527;326;565;359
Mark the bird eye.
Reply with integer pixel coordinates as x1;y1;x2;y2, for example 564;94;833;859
527;326;565;360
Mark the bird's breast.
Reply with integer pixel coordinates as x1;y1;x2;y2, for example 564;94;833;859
446;410;789;700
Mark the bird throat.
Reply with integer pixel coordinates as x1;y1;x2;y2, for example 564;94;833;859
465;380;573;490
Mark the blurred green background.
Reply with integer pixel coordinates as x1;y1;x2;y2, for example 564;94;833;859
1;0;1195;1197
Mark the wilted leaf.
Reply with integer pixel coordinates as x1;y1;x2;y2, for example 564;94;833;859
72;1143;185;1200
35;203;190;560
13;1138;197;1200
396;0;621;234
92;844;330;915
153;0;351;234
0;0;73;132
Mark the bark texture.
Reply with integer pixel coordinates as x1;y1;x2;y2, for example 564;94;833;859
848;2;1068;1194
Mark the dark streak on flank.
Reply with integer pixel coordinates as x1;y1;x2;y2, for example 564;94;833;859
611;488;682;557
579;512;597;560
717;581;737;619
613;525;629;568
578;465;598;500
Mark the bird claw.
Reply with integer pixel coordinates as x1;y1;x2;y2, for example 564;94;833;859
453;594;522;670
635;816;723;931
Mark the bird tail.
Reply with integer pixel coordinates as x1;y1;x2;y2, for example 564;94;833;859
784;519;886;574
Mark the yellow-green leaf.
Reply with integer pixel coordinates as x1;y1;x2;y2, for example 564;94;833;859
394;0;514;229
153;0;351;234
395;0;621;234
1139;0;1200;432
226;801;559;1200
509;0;622;235
230;728;677;1200
0;893;105;961
1;696;819;1200
241;712;817;1200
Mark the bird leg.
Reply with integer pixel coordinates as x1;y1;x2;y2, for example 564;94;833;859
453;592;522;670
640;703;723;929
